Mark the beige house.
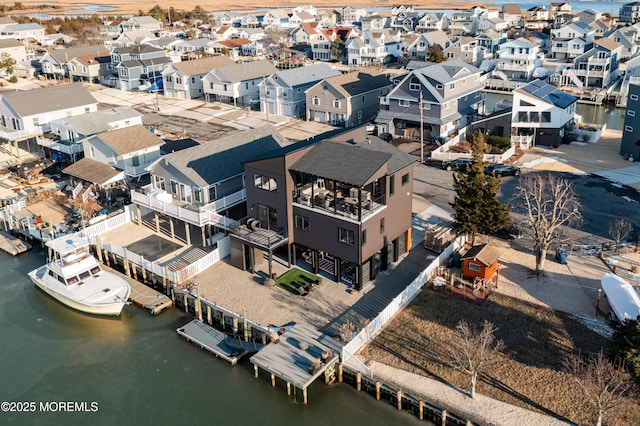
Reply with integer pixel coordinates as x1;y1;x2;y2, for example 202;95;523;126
306;71;392;127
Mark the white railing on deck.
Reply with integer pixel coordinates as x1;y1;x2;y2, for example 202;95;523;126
79;205;134;240
341;236;466;376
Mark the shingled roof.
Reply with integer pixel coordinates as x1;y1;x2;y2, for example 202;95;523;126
461;244;502;267
320;71;391;97
63;158;124;186
0;83;97;117
92;125;162;155
172;56;234;76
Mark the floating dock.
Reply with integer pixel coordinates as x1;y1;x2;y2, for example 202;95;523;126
103;265;173;314
177;319;249;365
0;231;31;255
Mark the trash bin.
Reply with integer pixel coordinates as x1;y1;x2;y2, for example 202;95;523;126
556;246;568;264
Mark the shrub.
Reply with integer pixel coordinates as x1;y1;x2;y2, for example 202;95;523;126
610;319;640;386
487;135;511;150
9;76;17;83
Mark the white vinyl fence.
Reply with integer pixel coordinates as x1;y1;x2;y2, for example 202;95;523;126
341;236;466;376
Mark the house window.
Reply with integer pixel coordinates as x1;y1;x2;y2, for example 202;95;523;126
89;146;95;158
468;262;481;272
625;125;634;132
170;179;177;194
312;96;320;105
295;214;309;230
628;110;636;117
399;99;410;107
436;84;443;89
154;175;165;190
541;112;551;122
333;99;341;108
176;77;182;84
401;173;409;186
422;102;430;110
450;83;455;89
119;69;128;77
223;84;228;91
409;76;420;91
518;112;527;122
194;189;201;203
253;173;277;191
389;175;395;195
191;77;195;83
33;117;39;127
338;227;355;245
631;94;639;101
362;229;367;246
380;218;385;234
362;96;365;103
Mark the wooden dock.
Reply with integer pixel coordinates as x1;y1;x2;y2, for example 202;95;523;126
0;231;31;255
177;319;249;365
103;266;173;314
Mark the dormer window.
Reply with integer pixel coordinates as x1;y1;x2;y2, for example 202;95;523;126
409;77;420;91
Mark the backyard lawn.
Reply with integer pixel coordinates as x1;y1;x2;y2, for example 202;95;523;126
275;268;321;295
359;290;640;426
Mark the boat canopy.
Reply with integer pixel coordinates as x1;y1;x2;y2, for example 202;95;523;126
46;234;90;256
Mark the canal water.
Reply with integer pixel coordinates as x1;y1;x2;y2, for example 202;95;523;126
0;249;426;425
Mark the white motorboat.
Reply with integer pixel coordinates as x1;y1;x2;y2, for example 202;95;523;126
28;234;131;316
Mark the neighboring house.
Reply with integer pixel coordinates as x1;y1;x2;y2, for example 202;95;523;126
62;158;126;200
551;21;596;60
311;27;358;61
342;5;367;25
444;36;485;67
475;30;508;56
163;56;234;100
578;9;602;25
111;45;171;91
555;38;622;89
416;12;449;33
99;20;124;37
619;2;640;24
0;83;97;155
605;26;640;61
494;37;543;81
346;29;403;66
391;11;425;33
39;45;111;80
0;23;45;42
45;107;142;163
241;40;267;58
211;38;253;59
448;10;481;36
237;135;416;290
135;126;291;244
618;55;640;107
0;38;27;66
260;63;341;118
511;79;577;148
82;125;163;178
146;36;182;51
461;244;501;282
291;22;319;45
375;59;484;142
111;30;155;47
68;54;111;83
500;4;522;27
289;11;316;27
306;71;392;127
549;2;572;19
203;60;277;107
479;15;509;33
360;15;390;31
263;10;291;28
121;16;163;31
405;30;450;60
524;7;549;21
620;83;640;159
237;28;265;41
173;38;216;56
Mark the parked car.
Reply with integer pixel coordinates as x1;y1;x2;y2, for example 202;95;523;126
378;132;393;142
442;158;474;171
484;163;521;177
494;223;523;240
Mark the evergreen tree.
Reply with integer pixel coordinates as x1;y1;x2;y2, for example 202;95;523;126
148;5;165;22
427;44;446;63
450;131;510;244
330;38;345;60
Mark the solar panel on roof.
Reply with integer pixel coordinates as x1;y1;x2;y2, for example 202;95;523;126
535;85;556;98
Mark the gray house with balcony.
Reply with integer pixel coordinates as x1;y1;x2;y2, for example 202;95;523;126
111;45;171;91
375;59;484;143
235;136;415;290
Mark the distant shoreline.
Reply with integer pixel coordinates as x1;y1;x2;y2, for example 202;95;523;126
15;1;494;16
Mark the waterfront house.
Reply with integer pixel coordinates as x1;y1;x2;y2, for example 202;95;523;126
235;135;415;290
342;5;367;25
39;45;111;80
0;23;45;42
306;71;392;127
620;83;640;160
494;37;542;82
619;2;640;24
134;126;291;246
551;21;596;60
448;10;481;36
0;83;97;157
478;15;509;33
375;59;484;142
203;60;277;107
163;56;234;100
44;106;142;163
444;36;485;67
263;10;291;28
361;15;390;31
525;7;549;22
0;38;27;66
500;4;522;27
475;30;507;57
82;125;162;179
549;2;572;19
511;79;577;148
111;30;155;48
554;38;622;90
260;63;341;118
311;27;358;62
605;26;640;61
577;9;602;25
62;158;126;203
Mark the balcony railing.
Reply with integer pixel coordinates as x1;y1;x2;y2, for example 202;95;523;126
37;137;83;155
499;52;534;60
131;185;241;229
121;163;151;178
293;187;386;223
0;127;43;142
498;63;533;72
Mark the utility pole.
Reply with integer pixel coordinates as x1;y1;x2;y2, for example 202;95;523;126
263;74;269;124
420;89;424;164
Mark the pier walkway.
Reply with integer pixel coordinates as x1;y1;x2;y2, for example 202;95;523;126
177;319;248;365
102;265;173;314
0;231;31;255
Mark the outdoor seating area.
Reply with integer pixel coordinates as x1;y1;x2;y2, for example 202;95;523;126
295;182;383;221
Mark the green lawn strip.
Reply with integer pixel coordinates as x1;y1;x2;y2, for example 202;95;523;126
275;268;321;294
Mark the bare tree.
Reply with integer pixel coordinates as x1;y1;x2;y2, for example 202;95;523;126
445;319;505;398
609;218;633;254
564;349;637;426
514;173;582;276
